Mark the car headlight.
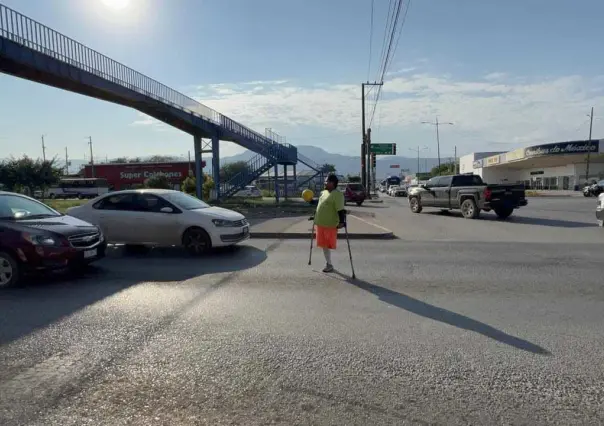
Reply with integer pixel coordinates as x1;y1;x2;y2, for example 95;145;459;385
212;219;236;227
22;233;61;246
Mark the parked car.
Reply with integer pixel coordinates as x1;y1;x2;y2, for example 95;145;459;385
66;189;249;254
234;185;262;198
408;174;527;219
597;193;604;227
0;191;106;288
338;182;366;206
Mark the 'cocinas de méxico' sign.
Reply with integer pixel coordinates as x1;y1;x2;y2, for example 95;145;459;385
524;140;600;157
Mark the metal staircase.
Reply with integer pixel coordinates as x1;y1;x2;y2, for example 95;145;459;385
0;3;298;198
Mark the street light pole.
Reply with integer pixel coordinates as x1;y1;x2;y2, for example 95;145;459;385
585;107;594;184
87;136;95;178
422;118;454;175
409;146;428;182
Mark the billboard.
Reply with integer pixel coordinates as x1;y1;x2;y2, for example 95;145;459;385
524;140;599;158
502;148;525;163
485;155;501;166
84;161;203;190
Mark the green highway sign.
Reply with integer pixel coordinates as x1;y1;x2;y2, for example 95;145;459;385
370;143;397;155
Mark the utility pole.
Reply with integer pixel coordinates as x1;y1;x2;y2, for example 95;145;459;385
454;146;457;174
41;135;46;162
585;107;594;184
361;81;383;193
65;147;69;175
422;117;454;175
87;136;95;178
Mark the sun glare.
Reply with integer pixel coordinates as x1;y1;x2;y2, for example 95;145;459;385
101;0;131;11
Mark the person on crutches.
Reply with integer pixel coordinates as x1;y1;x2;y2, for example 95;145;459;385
308;174;346;273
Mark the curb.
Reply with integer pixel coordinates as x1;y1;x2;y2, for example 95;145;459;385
250;232;396;240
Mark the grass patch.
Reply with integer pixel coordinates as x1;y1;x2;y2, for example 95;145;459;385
46;199;86;213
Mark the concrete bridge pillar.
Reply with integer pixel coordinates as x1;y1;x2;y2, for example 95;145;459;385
274;164;280;203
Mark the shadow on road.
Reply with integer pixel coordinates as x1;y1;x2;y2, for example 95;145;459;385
426;210;594;228
337;273;550;356
0;244;267;346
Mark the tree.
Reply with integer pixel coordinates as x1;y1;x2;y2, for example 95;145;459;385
144;173;172;189
0;155;62;193
430;161;456;177
147;155;179;163
181;173;214;200
346;175;361;183
321;163;336;173
109;157;142;163
220;161;250;182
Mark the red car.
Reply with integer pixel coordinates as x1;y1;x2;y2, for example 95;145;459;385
0;191;107;288
338;182;366;206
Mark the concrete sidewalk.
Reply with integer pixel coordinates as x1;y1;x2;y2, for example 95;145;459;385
249;215;395;240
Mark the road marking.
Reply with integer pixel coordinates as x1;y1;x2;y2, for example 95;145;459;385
348;214;393;233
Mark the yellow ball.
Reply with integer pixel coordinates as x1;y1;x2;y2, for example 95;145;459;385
302;189;314;202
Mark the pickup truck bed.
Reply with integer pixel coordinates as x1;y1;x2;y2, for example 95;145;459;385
407;174;528;219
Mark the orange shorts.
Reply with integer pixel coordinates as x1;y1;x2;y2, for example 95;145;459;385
315;225;337;249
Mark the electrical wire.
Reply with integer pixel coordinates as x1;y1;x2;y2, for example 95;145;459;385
367;0;412;128
367;0;375;80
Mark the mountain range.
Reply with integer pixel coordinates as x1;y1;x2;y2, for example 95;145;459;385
40;145;445;177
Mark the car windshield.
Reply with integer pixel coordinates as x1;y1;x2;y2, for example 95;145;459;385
347;184;364;191
162;192;210;210
0;194;61;220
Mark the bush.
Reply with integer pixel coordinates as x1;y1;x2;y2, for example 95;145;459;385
181;174;214;200
144;174;172;189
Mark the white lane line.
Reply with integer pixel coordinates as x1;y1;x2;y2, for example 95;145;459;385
348;214;393;233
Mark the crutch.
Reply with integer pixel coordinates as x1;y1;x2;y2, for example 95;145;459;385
308;217;315;265
343;213;356;279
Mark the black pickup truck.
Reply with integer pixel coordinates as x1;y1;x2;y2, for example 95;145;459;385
407;174;527;219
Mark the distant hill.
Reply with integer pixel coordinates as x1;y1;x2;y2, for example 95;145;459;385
221;145;442;177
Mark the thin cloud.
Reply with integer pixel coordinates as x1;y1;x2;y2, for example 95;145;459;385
132;73;604;151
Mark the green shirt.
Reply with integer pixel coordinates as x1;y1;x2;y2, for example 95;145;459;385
314;189;345;227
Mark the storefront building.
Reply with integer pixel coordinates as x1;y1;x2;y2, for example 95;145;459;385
460;139;604;190
82;161;205;191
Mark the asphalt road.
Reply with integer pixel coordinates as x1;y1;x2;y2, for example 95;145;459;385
0;197;602;425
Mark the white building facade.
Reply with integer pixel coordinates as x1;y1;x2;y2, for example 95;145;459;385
459;139;604;190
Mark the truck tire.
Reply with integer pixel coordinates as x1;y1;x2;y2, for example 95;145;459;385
460;198;479;219
494;207;514;219
409;197;422;213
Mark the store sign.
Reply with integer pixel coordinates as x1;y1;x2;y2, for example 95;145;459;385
503;148;525;163
486;155;501;166
119;170;184;180
472;159;484;169
524;140;599;158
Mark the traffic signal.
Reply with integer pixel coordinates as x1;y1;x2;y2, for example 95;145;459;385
392;143;397;155
371;153;376;168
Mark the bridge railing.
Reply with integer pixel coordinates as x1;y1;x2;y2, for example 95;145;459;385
0;3;291;151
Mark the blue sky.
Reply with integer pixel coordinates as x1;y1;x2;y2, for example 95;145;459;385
1;0;603;165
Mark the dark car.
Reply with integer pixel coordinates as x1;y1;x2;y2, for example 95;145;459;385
0;191;107;288
338;182;366;206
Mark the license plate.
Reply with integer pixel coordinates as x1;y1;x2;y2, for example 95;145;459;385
84;249;97;259
243;226;249;236
505;191;512;195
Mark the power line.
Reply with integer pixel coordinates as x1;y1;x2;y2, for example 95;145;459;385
367;0;375;80
368;0;411;127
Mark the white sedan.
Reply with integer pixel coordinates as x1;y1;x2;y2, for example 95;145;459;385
66;189;249;254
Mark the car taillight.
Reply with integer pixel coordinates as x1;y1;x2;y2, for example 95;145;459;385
483;188;492;201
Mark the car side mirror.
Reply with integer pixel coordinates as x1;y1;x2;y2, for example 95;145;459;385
160;206;174;213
